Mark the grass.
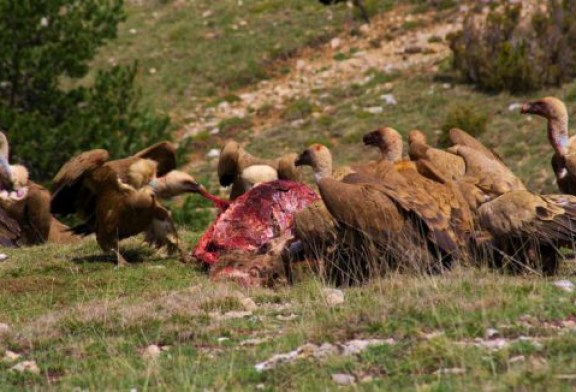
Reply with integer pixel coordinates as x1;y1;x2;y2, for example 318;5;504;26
5;0;576;389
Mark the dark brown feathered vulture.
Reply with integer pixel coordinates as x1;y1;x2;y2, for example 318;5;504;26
51;142;210;265
217;140;300;200
296;144;472;274
520;97;576;194
318;0;369;23
478;190;576;274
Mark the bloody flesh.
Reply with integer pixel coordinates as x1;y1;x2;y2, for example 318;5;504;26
193;180;319;265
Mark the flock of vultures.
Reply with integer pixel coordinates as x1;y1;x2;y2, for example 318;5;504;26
0;96;574;286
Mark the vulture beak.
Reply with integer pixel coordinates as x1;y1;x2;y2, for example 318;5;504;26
183;179;203;193
520;101;541;115
295;150;312;167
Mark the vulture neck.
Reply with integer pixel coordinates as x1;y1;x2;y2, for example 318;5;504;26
548;114;569;158
313;159;333;184
150;177;174;199
380;145;403;163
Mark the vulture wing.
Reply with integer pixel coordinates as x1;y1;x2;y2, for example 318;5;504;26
218;141;240;187
134;141;177;177
449;128;503;162
51;149;109;216
0;207;20;247
24;182;52;243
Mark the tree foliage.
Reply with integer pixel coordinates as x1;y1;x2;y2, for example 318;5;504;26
0;0;170;180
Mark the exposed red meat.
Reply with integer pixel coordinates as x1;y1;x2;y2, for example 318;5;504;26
193;180;319;274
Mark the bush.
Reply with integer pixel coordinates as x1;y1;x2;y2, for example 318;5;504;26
448;0;576;93
0;0;170;181
439;103;489;147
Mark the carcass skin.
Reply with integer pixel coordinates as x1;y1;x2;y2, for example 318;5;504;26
193;180;319;284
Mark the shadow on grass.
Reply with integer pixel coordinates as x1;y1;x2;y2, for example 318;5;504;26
70;248;154;265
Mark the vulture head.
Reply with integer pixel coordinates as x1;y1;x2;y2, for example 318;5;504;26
521;96;569;156
408;129;427;145
520;97;567;121
363;127;403;162
151;171;204;199
296;144;333;181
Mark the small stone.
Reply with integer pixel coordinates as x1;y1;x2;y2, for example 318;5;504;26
206;149;220;159
360;376;374;383
322;288;344;306
332;373;356;385
509;355;526;364
313;343;339;360
129;28;137;34
330;38;341;49
341;339;393;356
239;297;258;312
442;83;452;89
433;367;465;375
380;94;397;105
209;127;220;135
554;280;574;292
486;328;499;338
276;313;298;321
359;24;371;35
2;350;21;363
10;360;40;375
148;68;157;74
296;60;307;71
202;10;213;18
217;337;230;343
214;310;253;320
142;345;162;361
364;106;384;114
0;253;7;262
240;337;270;346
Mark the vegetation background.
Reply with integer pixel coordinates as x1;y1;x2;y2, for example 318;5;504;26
2;0;576;390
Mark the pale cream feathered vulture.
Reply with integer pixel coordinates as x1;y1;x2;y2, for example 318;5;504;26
217;140;300;199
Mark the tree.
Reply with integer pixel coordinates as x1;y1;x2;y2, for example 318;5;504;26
0;0;170;180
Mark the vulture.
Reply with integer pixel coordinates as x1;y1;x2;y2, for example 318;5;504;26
318;0;370;23
51;142;220;265
520;97;576;194
0;132;76;246
478;191;576;274
295;143;472;276
217;140;300;200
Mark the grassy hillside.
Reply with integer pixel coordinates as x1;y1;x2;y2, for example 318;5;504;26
3;0;576;390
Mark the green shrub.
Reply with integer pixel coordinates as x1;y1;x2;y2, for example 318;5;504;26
281;99;315;121
439;103;489;147
448;0;576;93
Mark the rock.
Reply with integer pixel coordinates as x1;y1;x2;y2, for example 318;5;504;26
142;344;162;361
313;343;339;360
10;360;40;375
148;68;157;75
209;127;220;135
0;254;7;262
211;311;253;320
322;288;344;306
202;10;213;18
217;337;230;342
330;38;341;50
239;297;258;312
332;373;356;385
364;106;384;114
2;350;21;363
433;367;465;375
380;94;397;105
359;24;371;36
486;328;499;338
240;337;270;346
296;60;307;71
276;313;298;321
554;280;574;292
206;148;220;159
509;355;526;364
341;339;394;356
129;28;137;34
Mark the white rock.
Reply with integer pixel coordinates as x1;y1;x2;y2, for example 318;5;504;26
129;28;137;34
509;355;526;364
206;149;220;159
364;106;384;114
313;343;339;360
2;350;21;363
240;337;270;346
142;344;162;361
359;24;371;35
341;339;393;356
486;328;499;338
0;253;8;262
433;367;465;375
554;280;574;292
332;373;356;385
380;94;397;105
296;60;307;71
10;360;40;374
212;311;253;320
442;83;452;89
148;68;157;75
276;313;298;321
202;10;213;18
217;337;230;342
508;102;522;111
322;288;344;306
330;38;341;50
